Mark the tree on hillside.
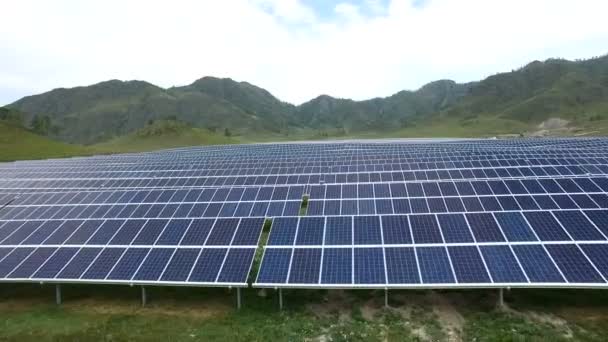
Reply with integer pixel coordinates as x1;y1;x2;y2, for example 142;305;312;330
30;115;51;135
224;128;232;137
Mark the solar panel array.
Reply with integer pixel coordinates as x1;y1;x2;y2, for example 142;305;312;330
1;137;608;290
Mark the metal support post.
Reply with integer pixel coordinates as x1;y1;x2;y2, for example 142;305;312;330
236;288;242;310
278;288;283;310
55;284;62;305
498;288;504;309
384;289;389;308
141;286;147;307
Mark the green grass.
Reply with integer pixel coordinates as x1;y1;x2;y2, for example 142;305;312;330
92;120;235;154
2;285;608;341
0;121;91;162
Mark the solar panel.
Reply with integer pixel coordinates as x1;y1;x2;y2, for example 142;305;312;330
3;138;608;292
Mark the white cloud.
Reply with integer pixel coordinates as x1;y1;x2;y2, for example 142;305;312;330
1;0;607;105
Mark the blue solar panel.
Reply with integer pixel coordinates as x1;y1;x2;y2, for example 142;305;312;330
354;248;385;284
188;248;227;282
545;244;604;283
417;247;455;284
580;244;608;279
7;247;56;279
321;248;352;284
160;248;200;281
523;212;570;241
511;245;564;283
231;218;264;245
267;217;298;246
288;248;321;284
156;219;191;245
553;211;605;241
437;214;474;243
585;210;608;236
466;213;505;242
385;247;419;284
296;217;324;245
480;246;527;283
324;216;352;245
181;219;214;246
410;215;443;243
381;215;411;244
217;248;256;283
206;218;239;245
448;246;491;283
354;216;382;245
493;212;537;241
58;248;102;279
81;247;126;280
32;247;79;279
257;248;292;283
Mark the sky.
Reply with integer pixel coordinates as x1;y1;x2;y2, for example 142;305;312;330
1;0;607;106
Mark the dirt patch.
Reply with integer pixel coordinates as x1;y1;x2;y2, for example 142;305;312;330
360;297;384;321
67;297;231;320
410;326;432;341
428;292;465;342
538;118;570;130
307;290;352;322
505;306;574;339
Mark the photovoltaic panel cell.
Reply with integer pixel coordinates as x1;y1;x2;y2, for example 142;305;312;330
512;245;564;283
381;215;411;244
408;215;442;244
288;248;321;284
385;247;419;284
321;248;352;284
417;247;455;284
523;212;570;242
354;216;382;245
480;245;527;283
257;248;292;283
354;248;385;284
188;248;227;282
437;214;474;243
217;248;256;283
545;244;604;283
553;211;605;241
448;246;491;283
296;217;324;245
466;213;505;242
325;216;352;245
267;217;298;246
493;212;537;242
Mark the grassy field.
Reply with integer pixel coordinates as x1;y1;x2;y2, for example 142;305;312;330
2;283;608;341
0;121;90;162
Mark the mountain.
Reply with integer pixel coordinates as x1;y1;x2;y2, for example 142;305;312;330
295;80;470;131
7;54;608;144
441;56;608;124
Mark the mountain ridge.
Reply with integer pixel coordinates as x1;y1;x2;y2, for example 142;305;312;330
7;54;608;144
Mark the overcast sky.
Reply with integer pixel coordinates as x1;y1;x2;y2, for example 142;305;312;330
1;0;607;105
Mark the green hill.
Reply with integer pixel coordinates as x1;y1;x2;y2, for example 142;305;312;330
92;120;235;153
6;54;608;145
0;120;90;162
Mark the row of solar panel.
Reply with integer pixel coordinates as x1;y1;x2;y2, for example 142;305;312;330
5;156;608;178
1;165;607;189
7;186;305;206
5;143;607;167
255;243;608;286
306;193;608;216
0;217;264;247
0;246;255;286
0;200;302;221
267;211;608;246
309;177;608;199
7;176;607;208
6;146;606;166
